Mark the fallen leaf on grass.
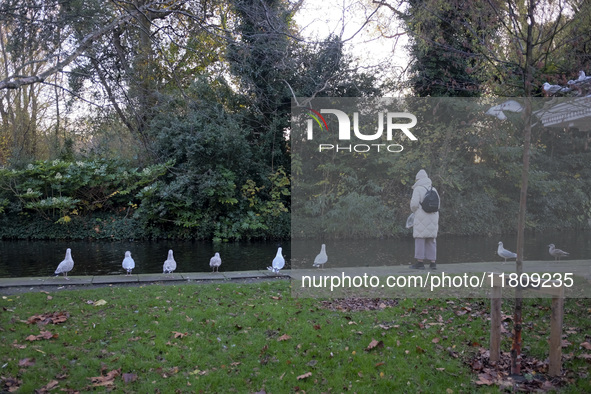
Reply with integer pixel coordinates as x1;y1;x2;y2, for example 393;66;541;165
432;337;440;344
471;360;483;371
562;339;572;348
27;311;69;325
37;380;59;392
277;334;291;342
581;342;591;350
25;331;58;341
122;373;138;383
39;331;57;340
159;366;179;378
365;339;384;352
89;369;120;387
321;298;398;312
94;299;107;307
12;343;26;349
447;347;459;358
18;358;35;367
296;372;312;380
172;331;188;339
475;373;493;386
1;376;22;392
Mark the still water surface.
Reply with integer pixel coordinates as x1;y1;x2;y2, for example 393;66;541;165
0;230;589;278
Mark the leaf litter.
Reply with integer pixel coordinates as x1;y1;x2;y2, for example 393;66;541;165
26;311;69;325
468;348;569;391
320;298;398;312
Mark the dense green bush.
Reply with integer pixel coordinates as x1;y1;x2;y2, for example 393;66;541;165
0;159;166;240
0;154;290;240
135;85;291;241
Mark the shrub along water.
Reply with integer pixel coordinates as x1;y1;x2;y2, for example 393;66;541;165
0;158;290;241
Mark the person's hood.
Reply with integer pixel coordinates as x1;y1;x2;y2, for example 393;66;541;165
412;169;432;189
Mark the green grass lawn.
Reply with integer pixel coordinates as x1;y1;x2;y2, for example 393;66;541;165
1;280;590;393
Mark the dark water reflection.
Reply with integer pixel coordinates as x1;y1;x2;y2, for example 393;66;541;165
0;240;287;278
0;230;589;278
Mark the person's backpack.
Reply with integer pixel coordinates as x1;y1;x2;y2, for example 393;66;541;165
420;186;439;213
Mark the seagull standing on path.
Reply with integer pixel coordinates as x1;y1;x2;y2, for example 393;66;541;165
163;250;177;274
122;251;135;276
54;248;74;279
497;242;517;263
548;244;569;261
313;244;327;269
210;252;222;273
268;247;285;274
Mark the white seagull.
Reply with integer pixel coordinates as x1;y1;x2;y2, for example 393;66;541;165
163;249;177;274
54;248;74;279
548;244;569;261
485;100;523;120
268;247;285;274
568;70;591;85
497;242;517;263
122;251;135;276
542;82;570;95
313;244;328;269
210;252;222;273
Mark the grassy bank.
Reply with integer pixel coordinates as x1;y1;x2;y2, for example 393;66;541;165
1;281;590;392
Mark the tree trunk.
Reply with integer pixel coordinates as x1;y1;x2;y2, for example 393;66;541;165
511;0;535;376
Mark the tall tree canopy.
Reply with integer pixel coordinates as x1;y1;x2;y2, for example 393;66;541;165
0;0;388;240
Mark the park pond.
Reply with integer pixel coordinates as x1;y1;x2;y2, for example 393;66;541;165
0;229;590;278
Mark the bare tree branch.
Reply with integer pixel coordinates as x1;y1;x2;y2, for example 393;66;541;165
0;1;176;90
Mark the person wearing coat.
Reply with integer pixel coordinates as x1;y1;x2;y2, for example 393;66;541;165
409;169;440;270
